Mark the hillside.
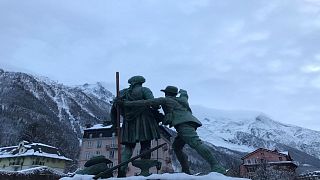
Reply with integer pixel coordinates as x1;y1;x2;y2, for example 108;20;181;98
0;69;113;170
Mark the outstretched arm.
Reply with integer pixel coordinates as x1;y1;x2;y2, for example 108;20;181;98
124;97;166;107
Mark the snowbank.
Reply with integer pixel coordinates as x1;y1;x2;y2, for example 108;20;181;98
61;172;249;180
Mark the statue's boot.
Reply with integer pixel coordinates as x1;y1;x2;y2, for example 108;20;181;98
174;148;191;174
193;143;225;174
117;145;134;178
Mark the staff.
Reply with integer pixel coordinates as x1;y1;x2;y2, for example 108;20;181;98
116;72;121;172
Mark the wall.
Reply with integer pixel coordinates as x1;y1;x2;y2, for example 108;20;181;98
0;156;66;172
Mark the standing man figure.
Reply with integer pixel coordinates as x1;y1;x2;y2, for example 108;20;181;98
111;76;160;177
121;86;225;174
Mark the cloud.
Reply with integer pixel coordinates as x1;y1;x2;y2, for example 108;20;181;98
301;64;320;73
0;0;320;131
239;32;270;44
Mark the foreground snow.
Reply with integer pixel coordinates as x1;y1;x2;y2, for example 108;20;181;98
61;172;249;180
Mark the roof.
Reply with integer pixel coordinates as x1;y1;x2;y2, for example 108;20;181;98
241;148;292;160
0;141;72;161
85;124;112;130
83;123;173;141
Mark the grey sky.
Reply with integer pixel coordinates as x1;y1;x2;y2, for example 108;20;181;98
1;0;320;131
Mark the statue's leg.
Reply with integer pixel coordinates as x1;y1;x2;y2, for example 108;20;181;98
118;143;135;177
140;140;151;159
172;135;190;174
176;123;225;174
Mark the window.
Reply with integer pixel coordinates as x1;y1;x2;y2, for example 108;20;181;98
247;159;251;164
247;167;255;172
89;134;93;138
279;157;283;161
97;140;102;148
88;141;93;148
96;151;101;155
85;152;91;160
111;138;116;148
109;151;114;158
99;133;103;138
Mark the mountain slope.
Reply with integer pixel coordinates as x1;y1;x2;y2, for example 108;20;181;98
1;69;319;174
0;69;113;170
191;105;320;172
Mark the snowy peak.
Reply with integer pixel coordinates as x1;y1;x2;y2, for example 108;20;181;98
191;105;320;160
76;82;114;102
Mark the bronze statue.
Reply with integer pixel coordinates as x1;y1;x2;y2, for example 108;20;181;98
110;76;160;177
120;86;225;174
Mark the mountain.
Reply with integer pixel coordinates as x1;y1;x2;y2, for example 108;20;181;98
0;69;113;170
0;69;319;174
191;105;320;173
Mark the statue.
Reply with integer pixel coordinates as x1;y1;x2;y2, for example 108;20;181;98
120;86;225;174
110;75;161;177
76;156;113;178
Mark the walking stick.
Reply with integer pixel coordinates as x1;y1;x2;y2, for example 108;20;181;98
156;139;159;174
116;72;122;174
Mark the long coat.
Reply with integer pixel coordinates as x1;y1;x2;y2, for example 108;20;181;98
124;89;202;128
111;85;160;144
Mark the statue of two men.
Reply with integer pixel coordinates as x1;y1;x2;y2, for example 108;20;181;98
112;76;225;176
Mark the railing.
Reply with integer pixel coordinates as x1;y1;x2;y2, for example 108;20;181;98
105;144;118;149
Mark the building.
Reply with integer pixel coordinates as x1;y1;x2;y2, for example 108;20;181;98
240;148;297;179
79;124;174;176
0;140;72;172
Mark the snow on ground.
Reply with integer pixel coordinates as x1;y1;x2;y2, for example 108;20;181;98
61;173;249;180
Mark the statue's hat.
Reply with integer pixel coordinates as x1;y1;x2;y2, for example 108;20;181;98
160;86;178;94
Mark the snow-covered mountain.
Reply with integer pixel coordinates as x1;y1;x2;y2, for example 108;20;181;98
1;69;319;173
192;105;320;163
0;69;113;170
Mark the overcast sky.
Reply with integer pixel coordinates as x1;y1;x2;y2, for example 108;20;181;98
0;0;320;131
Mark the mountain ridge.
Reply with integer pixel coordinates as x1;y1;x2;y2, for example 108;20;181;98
0;69;319;173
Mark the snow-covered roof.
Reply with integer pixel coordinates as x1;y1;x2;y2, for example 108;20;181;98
85;123;123;130
279;151;289;156
0;141;72;161
241;148;291;160
85;124;112;130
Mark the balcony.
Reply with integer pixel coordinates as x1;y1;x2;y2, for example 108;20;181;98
106;144;118;150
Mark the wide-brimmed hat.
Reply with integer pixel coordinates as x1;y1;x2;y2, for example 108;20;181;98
160;86;178;94
128;76;146;85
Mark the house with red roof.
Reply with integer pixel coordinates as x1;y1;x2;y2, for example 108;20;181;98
240;148;297;179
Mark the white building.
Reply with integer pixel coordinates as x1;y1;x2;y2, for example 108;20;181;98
0;140;72;172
